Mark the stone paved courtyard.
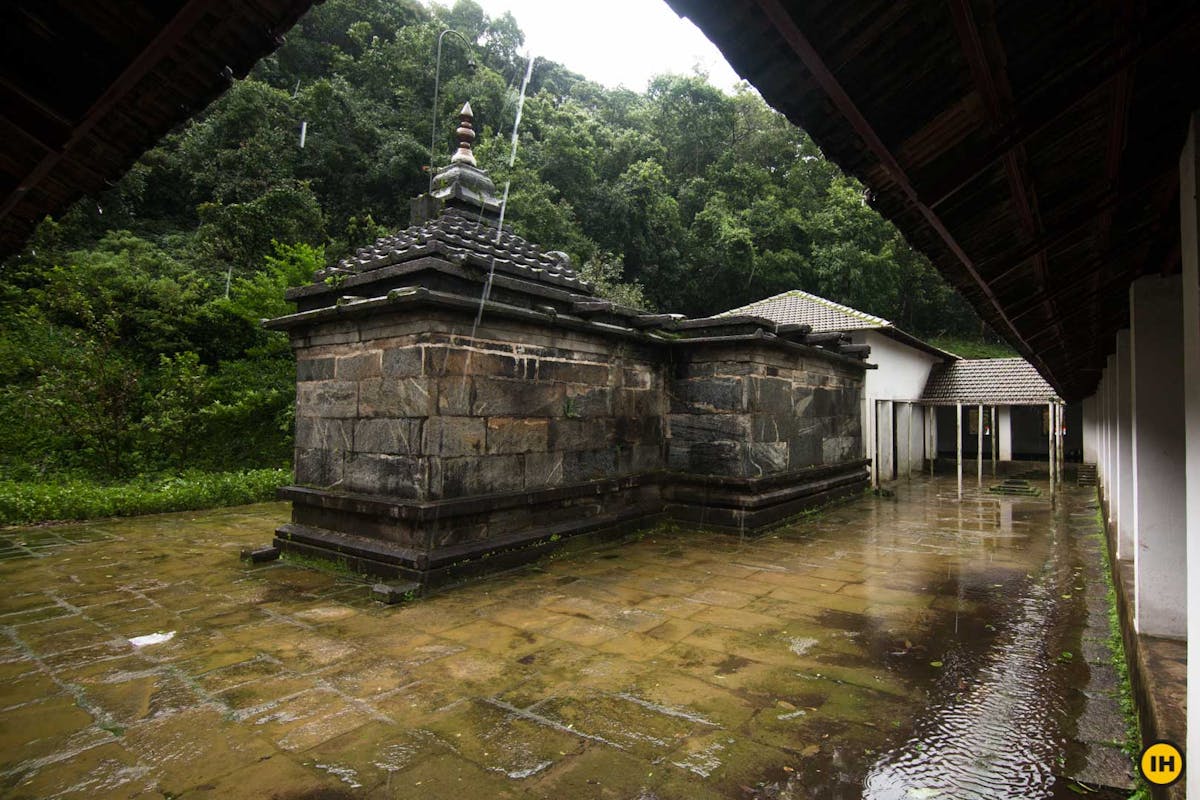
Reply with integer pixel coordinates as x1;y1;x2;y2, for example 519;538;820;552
0;477;1131;799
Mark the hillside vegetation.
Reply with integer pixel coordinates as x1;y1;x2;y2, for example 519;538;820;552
0;0;1004;490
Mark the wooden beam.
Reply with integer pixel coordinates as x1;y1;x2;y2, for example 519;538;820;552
918;4;1200;209
0;0;223;223
751;0;1056;388
949;0;1067;353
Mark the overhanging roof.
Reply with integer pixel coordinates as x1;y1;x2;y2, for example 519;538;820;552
1;0;317;260
666;0;1200;402
719;289;957;361
921;358;1058;406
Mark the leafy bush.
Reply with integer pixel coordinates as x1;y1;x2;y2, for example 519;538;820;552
0;468;290;526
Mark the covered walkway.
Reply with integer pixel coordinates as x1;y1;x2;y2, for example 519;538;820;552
1;482;1132;798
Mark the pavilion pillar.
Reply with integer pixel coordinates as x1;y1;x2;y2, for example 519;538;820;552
894;402;912;478
1082;395;1097;465
906;402;913;480
927;405;936;475
990;406;997;475
1047;401;1055;493
956;403;963;497
1129;275;1186;637
1180;110;1200;790
1105;353;1118;517
1116;329;1134;559
998;406;1012;461
976;403;984;485
876;400;894;483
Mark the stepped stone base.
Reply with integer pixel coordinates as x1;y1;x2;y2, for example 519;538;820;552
274;461;869;593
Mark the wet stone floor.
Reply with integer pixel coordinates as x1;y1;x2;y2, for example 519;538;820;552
0;477;1134;799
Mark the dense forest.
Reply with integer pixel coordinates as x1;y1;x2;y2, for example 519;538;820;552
0;0;999;484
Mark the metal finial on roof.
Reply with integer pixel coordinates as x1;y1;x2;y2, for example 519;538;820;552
450;102;477;167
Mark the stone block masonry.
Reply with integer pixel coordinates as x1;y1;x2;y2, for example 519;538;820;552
271;292;870;592
267;108;871;593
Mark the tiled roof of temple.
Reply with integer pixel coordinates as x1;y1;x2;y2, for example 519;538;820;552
721;290;890;333
322;102;586;292
921;358;1059;405
721;289;955;361
329;207;585;290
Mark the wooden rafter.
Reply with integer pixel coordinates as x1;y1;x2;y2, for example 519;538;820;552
749;0;1057;386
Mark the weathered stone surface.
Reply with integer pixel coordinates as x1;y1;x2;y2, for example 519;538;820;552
354;418;422;454
564;385;611;418
822;436;858;464
344;453;423;497
436;454;524;497
294;447;344;487
613;415;661;446
471;378;563;417
423;416;485;457
426;347;533;380
538;359;610;385
294;417;353;451
335;351;381;381
751;413;794;443
436;377;473;415
296;357;334;382
563;449;618;482
622;366;653;390
486;417;549;455
358;377;435;417
382;346;424;377
525;451;565;487
748;442;789;475
296;381;357;418
618;444;663;474
668;414;750;442
688;441;744;475
789;436;822;469
547;418;597;452
748;376;791;413
669;377;742;414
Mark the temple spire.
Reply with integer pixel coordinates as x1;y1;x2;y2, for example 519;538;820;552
450;102;477;167
410;99;502;225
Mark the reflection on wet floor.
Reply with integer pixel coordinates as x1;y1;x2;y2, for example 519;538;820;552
0;477;1132;799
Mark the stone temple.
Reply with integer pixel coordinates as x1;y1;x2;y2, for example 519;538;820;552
266;104;872;594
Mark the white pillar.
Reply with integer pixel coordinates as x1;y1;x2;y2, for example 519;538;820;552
1083;395;1097;464
998;406;1012;461
895;402;912;478
927;405;937;475
991;406;997;475
1180;111;1200;794
976;403;984;485
1130;275;1187;637
906;402;913;480
1048;401;1056;494
1116;329;1134;559
1098;371;1106;488
877;400;894;483
864;393;876;488
1104;355;1113;513
956;403;963;497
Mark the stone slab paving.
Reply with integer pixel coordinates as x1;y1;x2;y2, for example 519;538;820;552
0;480;1133;799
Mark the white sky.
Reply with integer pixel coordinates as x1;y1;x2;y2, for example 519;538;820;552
469;0;744;92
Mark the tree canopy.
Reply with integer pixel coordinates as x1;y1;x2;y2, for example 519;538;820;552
0;0;997;481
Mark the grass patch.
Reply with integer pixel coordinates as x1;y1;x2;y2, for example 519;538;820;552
0;468;291;526
1094;507;1149;799
926;336;1018;359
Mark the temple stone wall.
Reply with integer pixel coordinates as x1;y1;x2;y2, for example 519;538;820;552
667;345;862;479
278;301;867;589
